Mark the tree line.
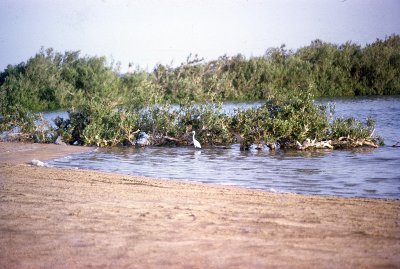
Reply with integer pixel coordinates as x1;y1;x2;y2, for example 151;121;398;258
0;36;396;149
1;34;399;115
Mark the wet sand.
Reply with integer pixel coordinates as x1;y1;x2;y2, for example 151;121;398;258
0;141;93;164
0;142;399;268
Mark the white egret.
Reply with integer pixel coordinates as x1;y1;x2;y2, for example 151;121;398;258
192;131;201;149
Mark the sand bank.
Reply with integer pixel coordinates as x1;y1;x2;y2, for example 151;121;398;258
0;141;93;164
0;142;399;268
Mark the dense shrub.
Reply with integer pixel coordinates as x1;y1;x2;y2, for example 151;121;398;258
1;36;395;149
231;88;330;149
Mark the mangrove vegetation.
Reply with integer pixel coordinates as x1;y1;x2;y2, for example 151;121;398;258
1;35;398;150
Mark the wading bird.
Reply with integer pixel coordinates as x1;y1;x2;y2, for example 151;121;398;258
192;131;201;149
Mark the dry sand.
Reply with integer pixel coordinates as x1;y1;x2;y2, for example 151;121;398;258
0;142;399;268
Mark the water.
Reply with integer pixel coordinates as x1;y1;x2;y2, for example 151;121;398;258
48;96;400;199
42;110;69;126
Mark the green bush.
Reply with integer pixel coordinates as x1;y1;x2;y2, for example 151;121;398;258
2;36;396;148
177;103;233;146
329;117;375;140
231;88;329;149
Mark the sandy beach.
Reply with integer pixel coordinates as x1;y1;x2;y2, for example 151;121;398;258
0;142;399;268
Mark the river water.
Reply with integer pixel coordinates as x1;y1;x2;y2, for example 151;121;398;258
48;96;400;199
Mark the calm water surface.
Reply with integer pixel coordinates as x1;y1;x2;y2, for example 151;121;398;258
48;96;400;199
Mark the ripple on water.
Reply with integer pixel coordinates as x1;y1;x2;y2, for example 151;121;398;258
47;96;400;199
48;144;400;199
295;168;321;175
366;178;387;183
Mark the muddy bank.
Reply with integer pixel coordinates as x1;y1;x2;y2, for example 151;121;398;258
0;142;399;268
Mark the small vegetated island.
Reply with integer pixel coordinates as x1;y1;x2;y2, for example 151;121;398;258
1;35;399;150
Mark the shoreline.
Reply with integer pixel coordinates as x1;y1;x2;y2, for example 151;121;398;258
0;141;399;268
0;141;395;201
0;141;94;164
